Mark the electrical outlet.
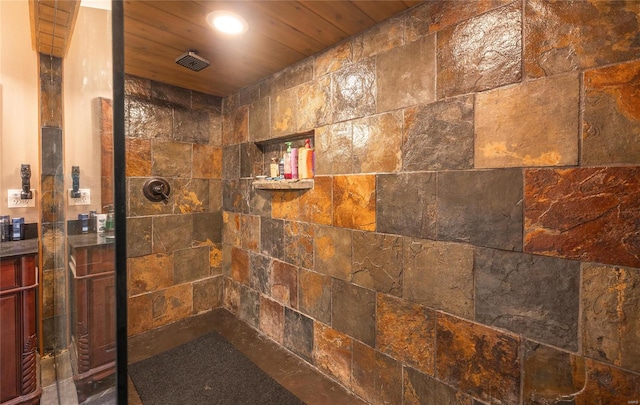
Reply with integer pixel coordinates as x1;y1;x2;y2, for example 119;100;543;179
7;189;36;208
69;189;91;205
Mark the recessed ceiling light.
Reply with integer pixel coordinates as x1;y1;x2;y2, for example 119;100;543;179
206;10;248;35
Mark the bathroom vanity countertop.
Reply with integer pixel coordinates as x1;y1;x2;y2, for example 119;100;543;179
68;233;115;249
0;238;38;258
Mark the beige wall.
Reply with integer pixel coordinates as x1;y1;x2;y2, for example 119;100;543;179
64;5;112;219
0;0;39;223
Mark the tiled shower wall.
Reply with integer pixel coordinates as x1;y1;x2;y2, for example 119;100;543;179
124;77;224;336
220;1;640;404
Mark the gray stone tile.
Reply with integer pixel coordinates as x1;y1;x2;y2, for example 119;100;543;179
284;308;314;362
475;247;580;351
127;216;152;257
437;169;523;251
331;59;376;122
403;95;474;171
250;252;272;295
331;279;376;346
352;231;403;296
260;217;284;260
298;268;331;324
174;246;210;284
377;172;437;239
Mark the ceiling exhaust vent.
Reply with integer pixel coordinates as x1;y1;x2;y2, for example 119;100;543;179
175;50;210;72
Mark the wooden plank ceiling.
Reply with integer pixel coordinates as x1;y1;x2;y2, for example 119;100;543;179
31;1;423;97
30;0;80;58
124;1;422;97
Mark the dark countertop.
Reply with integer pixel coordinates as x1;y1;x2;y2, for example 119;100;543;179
68;233;115;249
0;239;38;258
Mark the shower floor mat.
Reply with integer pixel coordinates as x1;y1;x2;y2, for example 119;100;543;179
129;331;305;405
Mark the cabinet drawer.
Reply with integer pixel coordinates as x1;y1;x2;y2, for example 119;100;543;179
1;255;36;291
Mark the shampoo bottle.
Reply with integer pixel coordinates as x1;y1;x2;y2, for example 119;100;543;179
283;142;292;179
298;139;314;179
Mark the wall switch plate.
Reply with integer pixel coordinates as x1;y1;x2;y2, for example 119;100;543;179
7;189;36;208
69;189;91;205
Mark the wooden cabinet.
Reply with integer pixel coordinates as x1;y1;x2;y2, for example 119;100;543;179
1;252;41;405
68;236;115;402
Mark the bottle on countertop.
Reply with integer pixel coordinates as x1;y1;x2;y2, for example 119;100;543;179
283;142;292;179
298;138;314;179
0;215;11;242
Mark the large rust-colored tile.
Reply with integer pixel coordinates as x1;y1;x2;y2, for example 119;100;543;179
583;60;640;165
333;175;376;231
525;0;640;79
230;247;250;286
476;74;579;168
312;323;352;388
582;263;640;373
299;176;332;225
376;294;435;376
126;138;152;177
436;314;521;404
272;189;301;220
524;167;640;268
128;254;174;296
437;2;521;98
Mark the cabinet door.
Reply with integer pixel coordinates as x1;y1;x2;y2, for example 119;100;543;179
0;293;19;402
89;274;116;367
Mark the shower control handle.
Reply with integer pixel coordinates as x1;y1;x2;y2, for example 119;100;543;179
143;178;171;204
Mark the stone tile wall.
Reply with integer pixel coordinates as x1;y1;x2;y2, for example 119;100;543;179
124;76;224;336
220;1;640;404
39;55;67;353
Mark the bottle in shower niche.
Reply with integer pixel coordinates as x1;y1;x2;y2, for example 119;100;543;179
270;157;279;178
298;139;314;179
283;142;292;179
290;146;299;180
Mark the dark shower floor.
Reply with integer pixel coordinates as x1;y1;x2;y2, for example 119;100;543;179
128;308;366;405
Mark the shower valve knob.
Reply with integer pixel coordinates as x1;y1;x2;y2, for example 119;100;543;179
143;178;171;203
